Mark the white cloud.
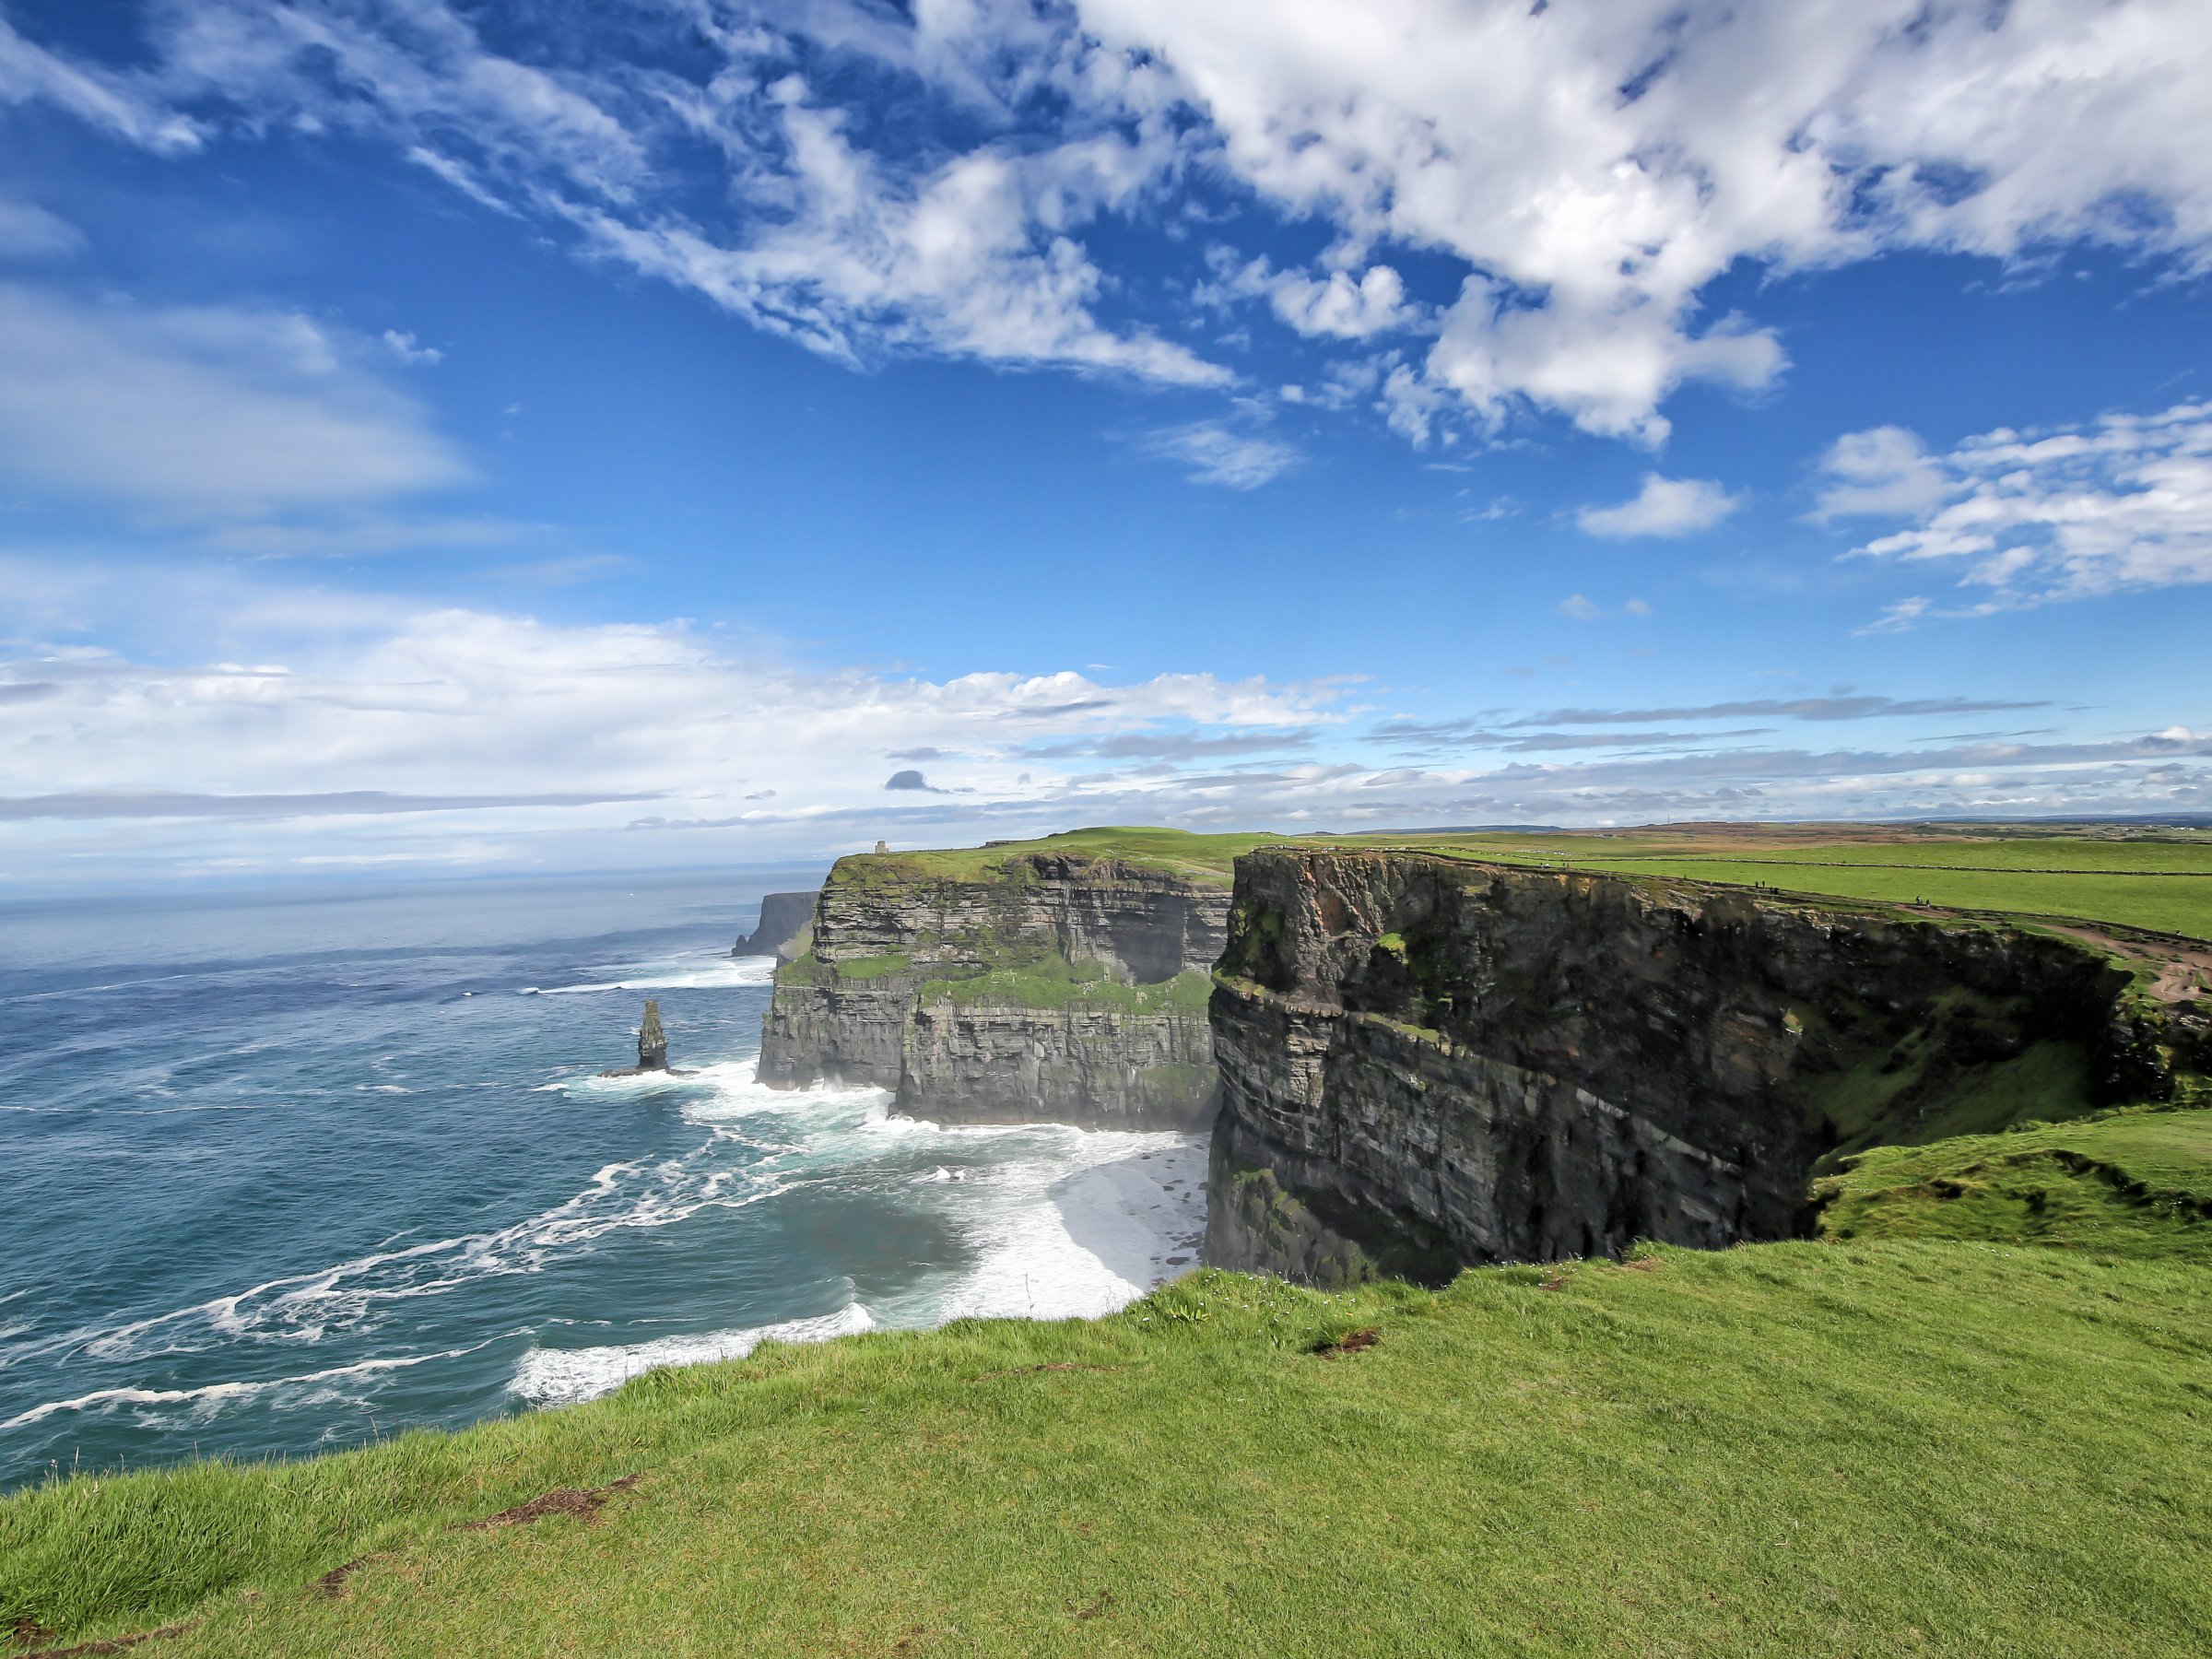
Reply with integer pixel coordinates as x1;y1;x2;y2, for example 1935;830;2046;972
1812;427;1953;521
14;3;2212;444
1205;254;1419;340
0;285;470;517
0;198;83;258
381;329;443;366
1077;0;2212;441
0;562;1344;876
4;562;2206;879
1838;400;2212;619
0;14;200;153
1577;474;1742;539
1136;421;1299;489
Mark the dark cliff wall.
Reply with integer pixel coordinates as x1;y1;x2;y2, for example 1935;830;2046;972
734;890;818;960
758;849;1230;1127
1206;848;2175;1284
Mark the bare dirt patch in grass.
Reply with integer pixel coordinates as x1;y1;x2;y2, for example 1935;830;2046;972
456;1474;641;1533
18;1622;195;1658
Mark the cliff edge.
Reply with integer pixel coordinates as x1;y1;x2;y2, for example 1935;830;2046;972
1206;847;2204;1284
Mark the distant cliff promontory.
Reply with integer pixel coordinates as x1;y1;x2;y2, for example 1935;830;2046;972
734;890;817;960
757;830;1264;1129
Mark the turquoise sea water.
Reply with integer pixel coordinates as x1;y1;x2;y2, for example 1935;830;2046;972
0;873;1205;1489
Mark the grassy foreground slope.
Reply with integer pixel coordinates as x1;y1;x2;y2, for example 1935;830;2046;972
1818;1107;2212;1259
9;1220;2212;1656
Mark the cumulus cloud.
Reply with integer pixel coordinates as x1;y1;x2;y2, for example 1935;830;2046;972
1811;427;1951;521
1204;253;1419;340
1577;474;1741;539
10;3;2211;446
1136;421;1300;489
1833;401;2212;621
0;285;469;516
1078;0;2212;441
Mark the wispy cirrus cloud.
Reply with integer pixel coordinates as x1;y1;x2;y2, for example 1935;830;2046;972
1135;421;1300;489
1826;401;2212;625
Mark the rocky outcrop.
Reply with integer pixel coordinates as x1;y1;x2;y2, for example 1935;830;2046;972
1206;848;2186;1285
758;842;1230;1127
734;890;817;960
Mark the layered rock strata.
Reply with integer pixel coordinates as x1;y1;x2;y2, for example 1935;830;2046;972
759;848;1230;1127
1206;848;2190;1285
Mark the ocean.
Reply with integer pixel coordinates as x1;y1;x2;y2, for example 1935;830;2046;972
0;871;1206;1489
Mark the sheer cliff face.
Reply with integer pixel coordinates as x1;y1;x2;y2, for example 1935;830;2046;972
1207;849;2169;1285
758;851;1229;1127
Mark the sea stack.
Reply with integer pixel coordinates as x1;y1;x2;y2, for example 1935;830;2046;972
601;998;691;1077
637;999;668;1072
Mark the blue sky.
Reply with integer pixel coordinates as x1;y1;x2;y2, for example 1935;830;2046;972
2;0;2209;886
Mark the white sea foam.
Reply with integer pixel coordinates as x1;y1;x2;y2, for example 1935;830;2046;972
522;956;776;996
510;1302;875;1407
0;1345;491;1431
18;1054;1206;1439
930;1133;1207;1324
53;1144;794;1369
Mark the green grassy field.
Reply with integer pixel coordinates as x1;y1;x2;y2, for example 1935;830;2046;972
9;1151;2212;1657
851;827;1285;888
1372;828;2212;943
854;823;2212;942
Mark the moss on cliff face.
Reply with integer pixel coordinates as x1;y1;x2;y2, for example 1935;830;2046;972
915;963;1213;1015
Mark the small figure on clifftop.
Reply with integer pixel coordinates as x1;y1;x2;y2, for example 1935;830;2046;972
601;998;694;1077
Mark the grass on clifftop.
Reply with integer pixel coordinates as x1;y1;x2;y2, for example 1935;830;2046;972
841;827;1286;888
1380;827;2212;944
826;823;2212;946
10;1158;2212;1658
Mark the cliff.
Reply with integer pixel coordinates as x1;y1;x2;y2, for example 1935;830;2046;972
733;889;817;960
1206;847;2203;1285
757;831;1238;1127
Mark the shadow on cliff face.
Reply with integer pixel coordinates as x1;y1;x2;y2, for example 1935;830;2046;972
1047;1146;1207;1293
